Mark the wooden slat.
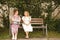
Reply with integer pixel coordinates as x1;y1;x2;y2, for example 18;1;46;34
31;18;43;21
31;23;43;24
19;26;46;28
33;26;46;28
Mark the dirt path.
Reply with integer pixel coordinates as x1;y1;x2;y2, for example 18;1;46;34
0;38;60;40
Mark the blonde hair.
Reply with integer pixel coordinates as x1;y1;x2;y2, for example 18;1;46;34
24;11;30;16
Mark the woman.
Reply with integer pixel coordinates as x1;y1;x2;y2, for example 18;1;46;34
10;9;21;40
22;11;33;38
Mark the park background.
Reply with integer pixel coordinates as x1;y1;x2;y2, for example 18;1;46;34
0;0;60;39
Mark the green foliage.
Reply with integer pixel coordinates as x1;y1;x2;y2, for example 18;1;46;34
55;19;60;32
0;0;60;32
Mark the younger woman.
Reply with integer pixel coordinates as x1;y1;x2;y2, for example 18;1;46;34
22;11;33;38
10;9;21;40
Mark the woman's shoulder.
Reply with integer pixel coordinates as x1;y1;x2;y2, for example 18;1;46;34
29;16;31;18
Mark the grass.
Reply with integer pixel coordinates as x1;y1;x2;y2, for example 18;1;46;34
48;31;60;38
0;28;60;39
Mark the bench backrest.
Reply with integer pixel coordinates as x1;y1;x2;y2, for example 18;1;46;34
31;18;44;25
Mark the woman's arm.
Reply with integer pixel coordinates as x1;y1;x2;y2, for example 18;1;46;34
22;16;25;22
19;16;21;22
29;16;31;23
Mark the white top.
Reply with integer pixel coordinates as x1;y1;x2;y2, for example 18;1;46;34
22;16;31;24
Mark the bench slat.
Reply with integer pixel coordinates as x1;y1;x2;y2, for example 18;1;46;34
19;26;46;28
31;22;43;24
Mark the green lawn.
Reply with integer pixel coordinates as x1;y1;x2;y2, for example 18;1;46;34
0;28;60;39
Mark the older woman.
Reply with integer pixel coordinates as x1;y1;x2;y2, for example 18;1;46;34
22;11;33;38
10;9;21;40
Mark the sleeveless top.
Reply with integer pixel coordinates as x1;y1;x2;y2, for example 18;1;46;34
12;16;20;25
22;16;31;24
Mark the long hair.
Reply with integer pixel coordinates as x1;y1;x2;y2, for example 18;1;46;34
13;9;18;15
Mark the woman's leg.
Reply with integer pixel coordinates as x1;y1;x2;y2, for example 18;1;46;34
12;32;15;39
15;31;18;40
15;33;17;40
15;25;19;40
25;32;29;38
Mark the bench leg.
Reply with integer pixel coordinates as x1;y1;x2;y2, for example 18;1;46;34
43;28;44;36
46;24;48;37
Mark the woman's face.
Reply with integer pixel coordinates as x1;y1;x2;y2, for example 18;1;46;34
15;11;18;15
24;11;29;16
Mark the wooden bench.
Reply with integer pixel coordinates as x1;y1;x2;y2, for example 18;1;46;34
20;18;48;36
31;18;47;36
9;18;48;36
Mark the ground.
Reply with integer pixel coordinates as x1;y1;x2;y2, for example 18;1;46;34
0;29;60;40
0;38;60;40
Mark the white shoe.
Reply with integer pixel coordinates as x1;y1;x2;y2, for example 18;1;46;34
15;38;17;40
15;37;17;40
12;37;15;40
25;36;29;39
